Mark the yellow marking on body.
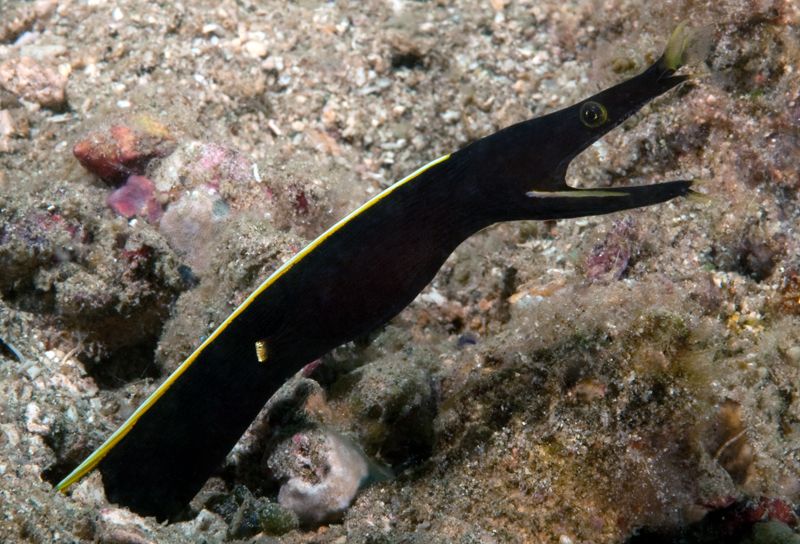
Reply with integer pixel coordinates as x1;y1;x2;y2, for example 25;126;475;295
255;340;268;363
526;189;627;198
56;153;451;493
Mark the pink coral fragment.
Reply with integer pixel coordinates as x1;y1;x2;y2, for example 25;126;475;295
107;175;162;222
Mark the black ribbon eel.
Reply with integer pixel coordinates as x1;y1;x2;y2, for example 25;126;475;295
57;26;703;519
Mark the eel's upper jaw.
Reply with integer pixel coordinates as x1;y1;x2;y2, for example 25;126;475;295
526;179;701;220
546;23;699;179
600;21;703;127
575;59;689;148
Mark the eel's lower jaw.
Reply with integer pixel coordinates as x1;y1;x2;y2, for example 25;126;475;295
526;179;701;220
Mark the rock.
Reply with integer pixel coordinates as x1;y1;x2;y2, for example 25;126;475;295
244;40;269;58
257;501;299;536
0;0;57;43
269;429;373;526
229;496;298;539
0;109;16;152
229;498;263;540
96;508;155;544
98;529;154;544
0;208;85;294
19;43;68;60
786;345;800;364
333;354;438;467
743;520;800;544
157;186;226;272
73;114;176;185
205;484;251;526
150;140;255;195
0;110;14;137
0;56;67;110
205;484;298;539
174;509;227;542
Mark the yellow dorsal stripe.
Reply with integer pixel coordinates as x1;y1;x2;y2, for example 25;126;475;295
56;153;452;492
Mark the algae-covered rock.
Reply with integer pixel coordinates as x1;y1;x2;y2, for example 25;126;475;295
330;352;438;467
744;521;800;544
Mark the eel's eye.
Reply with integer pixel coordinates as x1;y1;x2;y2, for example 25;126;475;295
579;101;608;128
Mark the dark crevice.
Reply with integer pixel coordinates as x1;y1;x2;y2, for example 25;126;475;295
41;460;77;488
83;337;163;389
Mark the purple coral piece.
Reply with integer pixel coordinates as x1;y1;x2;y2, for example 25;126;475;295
585;219;636;281
107;175;163;222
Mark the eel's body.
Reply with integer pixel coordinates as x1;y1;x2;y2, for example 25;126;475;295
58;26;701;519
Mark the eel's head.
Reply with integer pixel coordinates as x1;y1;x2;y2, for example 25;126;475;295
503;23;707;221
